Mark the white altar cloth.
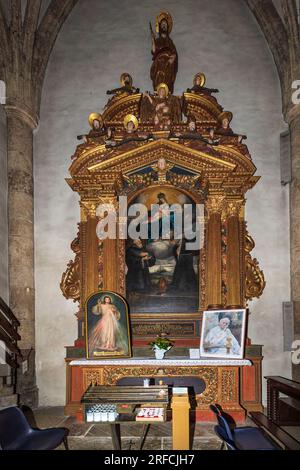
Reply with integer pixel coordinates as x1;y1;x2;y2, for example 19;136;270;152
69;357;252;366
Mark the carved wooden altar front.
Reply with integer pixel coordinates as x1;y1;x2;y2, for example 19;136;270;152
61;11;265;421
66;359;251;422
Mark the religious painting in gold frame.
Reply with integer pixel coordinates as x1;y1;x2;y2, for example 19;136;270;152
125;185;204;314
85;290;132;359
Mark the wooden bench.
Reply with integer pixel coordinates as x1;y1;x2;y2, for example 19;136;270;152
0;297;21;381
250;412;300;450
266;376;300;426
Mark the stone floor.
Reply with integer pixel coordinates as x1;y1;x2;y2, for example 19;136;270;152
18;406;300;450
26;406;225;450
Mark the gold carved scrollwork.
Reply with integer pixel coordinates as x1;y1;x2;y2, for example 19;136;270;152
60;232;80;302
221;222;227;306
221;369;238;403
83;369;103;389
123;173;157;189
101;366;218;404
98;239;104;290
118;238;126;295
122;171;205;200
245;232;266;301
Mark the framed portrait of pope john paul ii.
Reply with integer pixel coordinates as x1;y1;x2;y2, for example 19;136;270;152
200;309;247;359
85;291;132;359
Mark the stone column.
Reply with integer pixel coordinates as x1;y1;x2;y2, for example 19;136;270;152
5;104;38;406
225;200;243;309
205;196;224;309
287;106;300;381
0;104;8;302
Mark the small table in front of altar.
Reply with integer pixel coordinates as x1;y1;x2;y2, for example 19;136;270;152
81;384;177;450
66;357;252;423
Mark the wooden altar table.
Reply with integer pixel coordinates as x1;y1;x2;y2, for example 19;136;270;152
65;357;253;422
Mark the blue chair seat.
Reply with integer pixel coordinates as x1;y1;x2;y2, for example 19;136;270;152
210;404;280;450
4;427;67;450
233;426;280;450
0;407;68;451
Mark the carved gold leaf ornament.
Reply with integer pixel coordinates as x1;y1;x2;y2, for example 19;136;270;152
221;369;238;403
205;195;226;215
245;232;266;301
82;365;240;407
225;199;244;218
60;233;80;302
102;366;218;404
80;201;97;219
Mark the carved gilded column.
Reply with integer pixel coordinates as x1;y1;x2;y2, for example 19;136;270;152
81;202;99;299
205;196;224;309
100;197;119;292
225;200;243;308
103;238;118;291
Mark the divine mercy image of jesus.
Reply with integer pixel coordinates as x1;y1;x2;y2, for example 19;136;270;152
85;291;132;359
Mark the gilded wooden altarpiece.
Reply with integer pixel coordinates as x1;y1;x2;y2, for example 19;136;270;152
61;91;265;347
61;11;265;418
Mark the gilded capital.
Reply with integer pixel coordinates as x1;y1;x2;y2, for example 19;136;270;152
224;200;244;218
80;201;97;220
205;196;225;216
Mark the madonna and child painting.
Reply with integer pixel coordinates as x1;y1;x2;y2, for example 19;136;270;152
85;291;132;359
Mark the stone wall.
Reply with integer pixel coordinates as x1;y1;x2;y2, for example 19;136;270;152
0;103;8;302
34;0;291;405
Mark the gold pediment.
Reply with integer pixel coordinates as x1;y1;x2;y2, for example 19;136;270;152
68;137;259;197
70;136;256;179
86;139;235;175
